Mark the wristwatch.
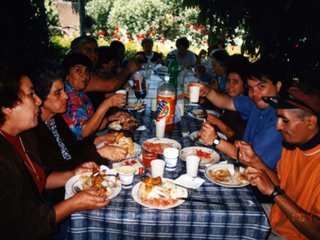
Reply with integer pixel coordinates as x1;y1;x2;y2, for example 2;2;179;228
212;136;221;147
269;186;285;200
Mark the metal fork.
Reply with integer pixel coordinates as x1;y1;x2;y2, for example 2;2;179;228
234;148;240;172
202;107;208;122
172;182;199;195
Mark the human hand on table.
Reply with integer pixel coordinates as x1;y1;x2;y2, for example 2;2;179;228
71;190;111;211
108;111;134;122
200;121;218;145
187;82;210;97
234;140;263;168
73;162;100;176
97;146;127;161
243;167;275;196
103;94;126;109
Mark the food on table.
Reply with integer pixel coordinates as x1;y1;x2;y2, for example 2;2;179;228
126;102;145;110
193;131;207;144
78;170;120;196
196;149;212;159
105;132;134;154
209;168;233;183
234;171;249;183
138;176;187;207
109;117;139;131
113;159;144;175
142;141;173;154
192;109;205;118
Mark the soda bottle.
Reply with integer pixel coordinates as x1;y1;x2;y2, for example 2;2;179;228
157;76;176;133
132;70;146;99
168;59;178;91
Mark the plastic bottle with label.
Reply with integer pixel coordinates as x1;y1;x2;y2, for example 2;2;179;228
168;58;179;91
157;76;176;133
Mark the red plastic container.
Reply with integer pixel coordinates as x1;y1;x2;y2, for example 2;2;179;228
142;152;158;168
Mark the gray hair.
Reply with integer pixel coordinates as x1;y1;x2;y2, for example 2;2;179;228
209;49;229;66
71;36;97;53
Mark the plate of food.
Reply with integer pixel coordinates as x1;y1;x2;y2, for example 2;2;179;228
188;109;220;120
190;131;227;146
142;138;181;154
65;168;121;199
113;159;144;175
123;102;145;111
96;132;141;159
108;117;139;131
132;176;188;209
204;163;249;188
179;146;220;165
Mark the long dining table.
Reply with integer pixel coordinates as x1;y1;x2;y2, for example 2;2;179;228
65;105;270;240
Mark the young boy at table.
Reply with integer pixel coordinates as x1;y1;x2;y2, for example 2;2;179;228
238;83;320;240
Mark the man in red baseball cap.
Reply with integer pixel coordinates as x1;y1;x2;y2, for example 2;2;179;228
236;82;320;239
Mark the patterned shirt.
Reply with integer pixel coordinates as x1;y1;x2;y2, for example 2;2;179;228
42;118;71;160
63;81;94;140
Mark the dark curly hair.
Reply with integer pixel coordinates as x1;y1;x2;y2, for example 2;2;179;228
0;68;24;126
30;61;65;102
61;53;93;79
176;37;190;49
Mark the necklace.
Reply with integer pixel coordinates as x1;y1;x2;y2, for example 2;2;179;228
0;130;42;182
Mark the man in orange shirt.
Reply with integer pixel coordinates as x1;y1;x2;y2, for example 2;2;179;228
235;82;320;239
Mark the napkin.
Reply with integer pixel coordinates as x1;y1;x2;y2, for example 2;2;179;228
153;63;164;71
137;108;145;113
172;174;205;189
136;125;146;131
100;165;117;175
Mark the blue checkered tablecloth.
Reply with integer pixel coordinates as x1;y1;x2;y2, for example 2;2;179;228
66;105;270;240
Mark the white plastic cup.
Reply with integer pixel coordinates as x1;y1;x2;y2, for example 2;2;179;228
151;159;165;178
163;148;179;171
151;99;157;112
155;119;166;138
186;155;201;178
143;63;148;70
115;89;127;99
117;166;135;188
150;62;156;69
189;86;200;103
177;99;184;117
179;75;184;86
146;69;152;79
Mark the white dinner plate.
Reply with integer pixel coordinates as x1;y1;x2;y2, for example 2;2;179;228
131;178;188;209
204;163;249;188
188;109;220;120
179;146;220;165
142;138;181;154
65;172;122;199
190;131;227;146
96;142;141;160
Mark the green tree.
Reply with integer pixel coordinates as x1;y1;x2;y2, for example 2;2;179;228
183;0;320;83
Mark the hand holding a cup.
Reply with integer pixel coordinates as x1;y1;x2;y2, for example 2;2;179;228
187;82;211;98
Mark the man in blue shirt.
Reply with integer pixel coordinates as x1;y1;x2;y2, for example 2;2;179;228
190;58;283;171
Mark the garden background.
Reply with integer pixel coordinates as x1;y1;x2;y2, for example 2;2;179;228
1;0;320;87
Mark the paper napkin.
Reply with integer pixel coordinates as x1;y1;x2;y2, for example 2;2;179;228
172;174;205;189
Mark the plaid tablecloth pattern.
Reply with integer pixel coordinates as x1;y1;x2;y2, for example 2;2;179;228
66;105;270;240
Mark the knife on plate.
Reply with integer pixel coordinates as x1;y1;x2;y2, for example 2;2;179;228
180;197;228;206
234;147;240;172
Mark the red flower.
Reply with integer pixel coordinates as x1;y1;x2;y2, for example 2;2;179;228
153;26;156;29
136;34;140;38
103;36;106;40
113;34;118;38
160;40;165;43
194;27;199;31
101;31;105;35
115;27;119;31
295;44;299;47
187;24;191;28
132;41;135;43
129;38;131;41
203;40;207;44
117;37;121;40
127;35;131;38
141;34;146;38
97;32;101;36
147;31;152;35
153;34;155;36
232;46;234;51
199;25;204;30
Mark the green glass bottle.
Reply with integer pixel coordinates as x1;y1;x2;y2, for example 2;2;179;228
168;59;178;91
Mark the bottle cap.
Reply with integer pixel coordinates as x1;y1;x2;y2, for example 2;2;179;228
164;76;170;82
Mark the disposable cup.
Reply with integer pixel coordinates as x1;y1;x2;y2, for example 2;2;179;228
151;99;157;112
150;62;156;69
189;86;200;103
179;75;184;85
163;148;179;171
186;155;200;178
143;63;148;70
146;69;152;79
142;152;158;168
177;99;184;117
151;159;165;178
117;166;135;188
115;90;127;99
156;120;166;138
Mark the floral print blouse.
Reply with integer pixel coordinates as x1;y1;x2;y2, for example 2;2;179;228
63;81;94;140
